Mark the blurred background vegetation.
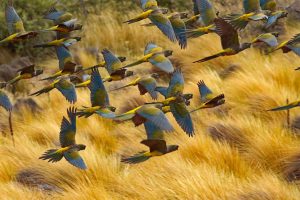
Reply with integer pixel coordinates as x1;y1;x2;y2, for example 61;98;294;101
0;0;192;61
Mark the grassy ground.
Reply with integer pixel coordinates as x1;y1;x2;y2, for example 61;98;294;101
1;2;300;200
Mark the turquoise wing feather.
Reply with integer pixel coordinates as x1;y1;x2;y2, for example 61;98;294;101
0;90;12;111
64;151;87;169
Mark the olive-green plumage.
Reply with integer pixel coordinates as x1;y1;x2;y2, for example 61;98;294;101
191;80;225;112
76;68;116;119
111;73;160;100
0;0;38;44
39;107;87;169
194;18;251;63
8;64;43;85
31;77;77;104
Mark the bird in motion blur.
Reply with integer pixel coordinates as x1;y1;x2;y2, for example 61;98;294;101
43;18;83;34
110;73;160;100
154;69;195;136
267;100;300;111
114;104;174;132
269;33;300;56
101;49;134;82
76;68;116;119
186;0;217;39
0;89;14;145
260;0;288;29
191;80;225;113
193;18;252;63
121;120;178;164
224;0;268;30
41;46;81;81
0;0;38;44
7;64;43;85
33;37;81;48
30;76;77;104
123;42;174;73
124;0;177;43
79;56;126;74
44;6;73;25
169;13;188;49
39;107;87;170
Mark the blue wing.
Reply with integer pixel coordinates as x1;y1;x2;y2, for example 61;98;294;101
101;49;122;74
55;79;77;103
170;102;194;137
166;68;184;98
64;151;87;170
193;0;216;26
288;43;300;56
56;46;73;70
171;19;187;49
144;121;165;140
265;14;279;29
149;11;177;43
5;5;24;34
59;107;76;147
149;54;174;73
197;80;213;102
89;68;109;107
44;7;64;21
144;42;159;55
137;106;174;132
0;90;12;111
155;87;168;98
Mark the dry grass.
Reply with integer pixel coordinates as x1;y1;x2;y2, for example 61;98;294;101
0;5;300;200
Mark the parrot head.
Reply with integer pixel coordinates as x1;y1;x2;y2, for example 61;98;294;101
151;73;159;79
241;42;252;50
271;32;279;37
164;50;173;57
108;106;117;112
167;145;179;153
125;70;134;77
76;144;86;151
74;23;83;31
118;56;127;62
35;69;44;76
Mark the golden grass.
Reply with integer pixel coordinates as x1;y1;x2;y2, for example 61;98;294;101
0;6;300;200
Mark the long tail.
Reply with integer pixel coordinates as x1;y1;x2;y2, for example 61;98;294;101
76;108;94;118
185;28;208;39
121;151;151;164
109;84;132;92
7;75;21;85
8;111;14;146
123;59;144;69
39;149;64;163
30;85;54;96
40;75;57;81
193;52;223;63
123;18;143;24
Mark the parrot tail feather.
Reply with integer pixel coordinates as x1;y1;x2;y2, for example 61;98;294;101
39;149;64;163
121;151;151;164
8;111;14;146
76;109;94;118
